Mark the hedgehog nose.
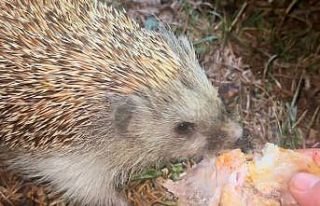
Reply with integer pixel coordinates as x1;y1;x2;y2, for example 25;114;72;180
220;120;243;141
234;128;253;152
221;120;247;151
206;119;243;150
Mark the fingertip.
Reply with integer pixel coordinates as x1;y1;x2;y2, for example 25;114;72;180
289;173;319;192
289;173;320;206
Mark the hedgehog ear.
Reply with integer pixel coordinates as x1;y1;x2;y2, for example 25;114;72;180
107;93;136;134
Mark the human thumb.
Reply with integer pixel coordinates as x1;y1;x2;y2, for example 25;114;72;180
289;172;320;206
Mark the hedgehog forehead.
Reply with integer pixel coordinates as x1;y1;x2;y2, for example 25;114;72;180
142;78;222;124
136;27;222;122
169;82;222;122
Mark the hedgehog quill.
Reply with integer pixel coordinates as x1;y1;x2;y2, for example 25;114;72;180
0;0;243;205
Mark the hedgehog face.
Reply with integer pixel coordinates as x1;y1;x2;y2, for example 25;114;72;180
164;84;243;157
110;28;242;160
112;80;243;160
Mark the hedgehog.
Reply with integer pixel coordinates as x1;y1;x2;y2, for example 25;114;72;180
0;0;243;205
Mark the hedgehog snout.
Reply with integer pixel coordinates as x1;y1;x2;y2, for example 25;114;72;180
221;119;243;141
206;118;243;151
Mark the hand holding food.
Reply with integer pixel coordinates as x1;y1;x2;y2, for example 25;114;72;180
164;144;320;206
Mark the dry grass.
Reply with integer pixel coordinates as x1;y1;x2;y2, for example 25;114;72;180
0;166;66;206
1;0;319;205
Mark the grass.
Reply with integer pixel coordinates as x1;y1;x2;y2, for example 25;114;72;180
207;0;319;148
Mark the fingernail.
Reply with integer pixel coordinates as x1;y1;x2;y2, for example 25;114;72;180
291;173;319;192
313;151;320;166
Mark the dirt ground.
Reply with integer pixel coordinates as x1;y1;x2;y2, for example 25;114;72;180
1;0;319;205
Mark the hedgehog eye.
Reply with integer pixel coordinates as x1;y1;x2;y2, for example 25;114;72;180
175;122;195;135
